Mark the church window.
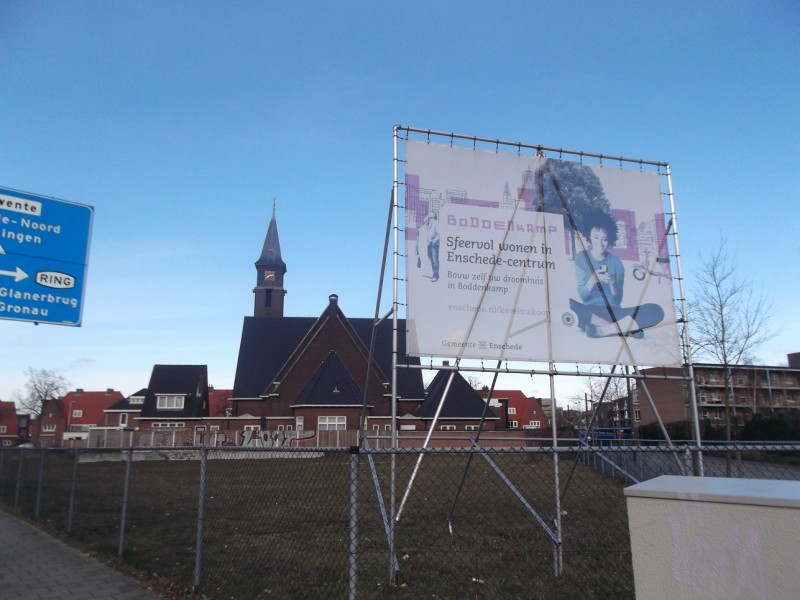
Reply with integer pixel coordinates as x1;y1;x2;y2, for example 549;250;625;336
318;416;346;430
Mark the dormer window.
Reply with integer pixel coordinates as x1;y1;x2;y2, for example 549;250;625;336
129;396;144;405
157;395;185;410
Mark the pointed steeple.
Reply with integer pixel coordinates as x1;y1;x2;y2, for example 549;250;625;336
253;201;287;318
256;200;287;271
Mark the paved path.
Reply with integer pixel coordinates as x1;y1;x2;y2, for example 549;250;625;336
0;509;162;599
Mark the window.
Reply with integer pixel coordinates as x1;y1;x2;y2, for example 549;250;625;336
72;409;83;419
634;409;641;422
699;392;707;403
318;416;346;431
129;396;144;405
152;422;185;428
277;425;284;431
510;420;518;428
210;425;220;431
528;420;541;429
508;407;517;415
465;425;479;431
119;414;128;427
244;425;260;432
42;424;56;432
296;416;304;431
400;424;416;431
709;372;719;382
384;424;391;431
195;426;206;432
372;424;379;431
737;375;746;385
157;395;184;410
440;425;456;431
0;425;6;433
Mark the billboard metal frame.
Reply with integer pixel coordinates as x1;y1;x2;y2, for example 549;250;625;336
365;125;702;585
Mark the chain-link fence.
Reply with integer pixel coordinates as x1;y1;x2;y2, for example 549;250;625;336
1;443;798;599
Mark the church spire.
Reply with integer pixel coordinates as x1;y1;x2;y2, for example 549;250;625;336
253;201;287;317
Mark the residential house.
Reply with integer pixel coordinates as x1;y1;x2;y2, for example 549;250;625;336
36;389;123;447
135;365;209;438
0;400;29;447
478;389;549;432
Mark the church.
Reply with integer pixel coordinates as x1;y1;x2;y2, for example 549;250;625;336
228;206;501;441
104;207;502;446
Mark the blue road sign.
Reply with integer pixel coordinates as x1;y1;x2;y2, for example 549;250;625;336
0;186;93;326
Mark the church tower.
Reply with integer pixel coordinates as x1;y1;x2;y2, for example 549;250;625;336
253;202;287;317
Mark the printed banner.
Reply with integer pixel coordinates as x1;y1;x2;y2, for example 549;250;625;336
405;140;681;367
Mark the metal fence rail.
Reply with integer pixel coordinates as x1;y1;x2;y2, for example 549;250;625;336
1;443;798;599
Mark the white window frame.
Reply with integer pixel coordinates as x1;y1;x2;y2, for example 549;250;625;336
465;425;479;431
510;420;518;428
440;424;456;431
0;425;7;433
295;416;304;431
157;395;185;410
318;416;346;431
119;414;128;427
508;407;517;415
129;396;144;405
152;422;185;428
42;424;56;432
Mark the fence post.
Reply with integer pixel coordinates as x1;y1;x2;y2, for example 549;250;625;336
118;448;133;557
348;446;360;600
14;447;25;507
35;448;45;520
194;448;208;594
67;450;79;534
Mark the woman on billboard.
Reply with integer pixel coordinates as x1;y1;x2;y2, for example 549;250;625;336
570;210;664;338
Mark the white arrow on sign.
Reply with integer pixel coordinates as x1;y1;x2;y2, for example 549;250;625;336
0;267;28;282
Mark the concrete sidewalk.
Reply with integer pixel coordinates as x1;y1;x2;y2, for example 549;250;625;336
0;509;162;599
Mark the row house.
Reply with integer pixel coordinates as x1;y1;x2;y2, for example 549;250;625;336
0;400;30;447
36;389;124;447
479;389;549;432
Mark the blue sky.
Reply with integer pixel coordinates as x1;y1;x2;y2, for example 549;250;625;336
1;1;798;403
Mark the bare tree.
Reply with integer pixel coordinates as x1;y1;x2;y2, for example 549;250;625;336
467;375;484;390
575;365;632;432
14;367;70;419
689;242;776;440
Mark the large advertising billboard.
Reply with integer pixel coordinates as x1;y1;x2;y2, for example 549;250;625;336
405;141;680;367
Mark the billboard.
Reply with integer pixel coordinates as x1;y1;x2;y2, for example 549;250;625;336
404;141;680;367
